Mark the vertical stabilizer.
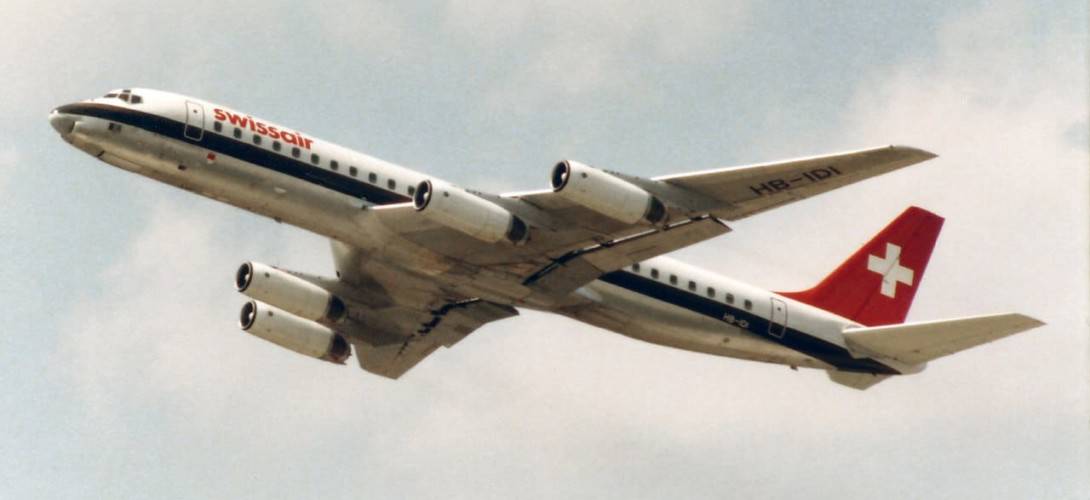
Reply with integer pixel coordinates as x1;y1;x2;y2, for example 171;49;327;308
779;206;944;326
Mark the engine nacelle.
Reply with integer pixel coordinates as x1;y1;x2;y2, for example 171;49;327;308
235;262;347;323
239;300;351;364
550;160;666;225
413;179;529;244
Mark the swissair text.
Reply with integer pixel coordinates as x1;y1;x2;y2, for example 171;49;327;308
213;108;314;150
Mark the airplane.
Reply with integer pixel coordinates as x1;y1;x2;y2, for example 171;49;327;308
49;88;1043;390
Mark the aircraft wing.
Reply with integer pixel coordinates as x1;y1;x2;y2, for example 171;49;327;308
349;298;518;379
326;241;518;379
368;145;935;300
520;215;729;296
650;145;937;220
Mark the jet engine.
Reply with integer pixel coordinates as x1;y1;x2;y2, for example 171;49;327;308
235;262;347;323
550;160;666;225
413;179;529;244
239;300;351;364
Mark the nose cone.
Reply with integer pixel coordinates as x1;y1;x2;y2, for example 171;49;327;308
49;109;75;135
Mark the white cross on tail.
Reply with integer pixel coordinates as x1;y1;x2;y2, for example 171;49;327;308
867;243;914;298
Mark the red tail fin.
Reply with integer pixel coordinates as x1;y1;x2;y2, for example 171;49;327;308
778;206;944;326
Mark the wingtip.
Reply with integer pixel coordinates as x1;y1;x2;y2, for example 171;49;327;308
1005;313;1047;331
890;144;939;160
1022;315;1047;329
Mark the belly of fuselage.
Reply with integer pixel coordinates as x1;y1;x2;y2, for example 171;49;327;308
562;280;833;370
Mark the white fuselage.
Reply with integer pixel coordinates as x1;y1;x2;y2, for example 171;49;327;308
50;88;900;375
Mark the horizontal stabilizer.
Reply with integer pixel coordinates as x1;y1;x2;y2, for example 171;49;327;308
842;313;1044;366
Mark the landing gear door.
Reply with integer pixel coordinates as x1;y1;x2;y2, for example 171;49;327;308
184;101;205;141
769;297;788;338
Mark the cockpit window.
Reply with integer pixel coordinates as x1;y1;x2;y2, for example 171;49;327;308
104;89;142;104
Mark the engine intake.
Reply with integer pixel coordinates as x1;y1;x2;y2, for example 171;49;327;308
413;179;529;244
235;262;346;323
239;300;351;364
550;160;666;225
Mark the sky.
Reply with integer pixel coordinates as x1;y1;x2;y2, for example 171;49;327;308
2;1;1087;498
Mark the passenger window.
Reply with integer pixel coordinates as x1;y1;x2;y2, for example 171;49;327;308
707;287;715;298
349;166;358;177
407;185;415;195
387;179;396;189
291;147;300;158
669;275;678;285
252;135;262;145
233;128;242;139
632;263;641;272
311;153;320;165
368;173;377;183
726;293;734;304
688;280;696;291
744;299;753;311
330;160;339;171
273;141;281;151
213;122;222;133
107;122;121;132
651;269;659;279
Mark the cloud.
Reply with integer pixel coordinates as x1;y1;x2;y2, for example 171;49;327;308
443;1;752;112
0;146;15;195
56;194;359;439
314;1;413;57
676;3;1088;494
446;0;749;61
833;0;1087;322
